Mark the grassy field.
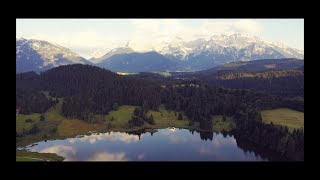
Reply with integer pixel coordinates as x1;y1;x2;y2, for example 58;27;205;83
156;72;171;77
17;103;236;146
43;98;65;123
16;96;109;147
16;113;41;134
116;72;137;75
103;104;236;132
58;119;107;137
212;115;236;132
16;150;64;161
261;108;304;132
146;105;190;129
16;97;64;134
16;157;39;161
105;105;136;127
103;104;191;131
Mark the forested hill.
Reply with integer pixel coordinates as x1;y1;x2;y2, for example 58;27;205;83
16;64;162;119
17;64;281;121
16;64;304;160
16;71;42;90
200;68;304;99
17;64;304;118
169;58;304;99
199;58;304;75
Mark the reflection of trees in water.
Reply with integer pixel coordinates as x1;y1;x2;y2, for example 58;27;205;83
126;128;229;141
188;129;213;141
189;130;214;141
124;128;287;161
125;130;145;140
188;129;231;141
126;129;159;140
189;129;287;161
189;129;229;141
199;131;213;141
221;130;228;138
233;135;288;161
126;128;217;141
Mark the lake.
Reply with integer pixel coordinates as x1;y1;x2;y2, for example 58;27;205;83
21;128;285;161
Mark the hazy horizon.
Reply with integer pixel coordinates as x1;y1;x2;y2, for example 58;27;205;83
16;19;304;59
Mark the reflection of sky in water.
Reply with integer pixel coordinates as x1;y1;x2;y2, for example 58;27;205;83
25;128;267;161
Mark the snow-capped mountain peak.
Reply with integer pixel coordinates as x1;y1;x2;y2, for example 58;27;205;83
272;42;290;49
230;32;257;39
169;37;185;45
89;45;135;64
208;33;265;50
16;38;92;73
19;34;304;73
156;33;303;70
160;37;191;60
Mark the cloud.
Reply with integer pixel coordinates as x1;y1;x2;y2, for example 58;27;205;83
158;128;176;136
138;153;145;160
129;19;263;52
198;19;263;37
18;19;264;58
198;134;238;156
162;19;261;36
233;19;263;34
22;30;124;59
129;19;198;51
199;146;215;155
88;151;128;161
201;20;235;36
68;138;76;144
169;136;188;143
76;132;140;144
89;137;97;144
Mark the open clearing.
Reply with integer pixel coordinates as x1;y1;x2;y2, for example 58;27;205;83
261;108;304;132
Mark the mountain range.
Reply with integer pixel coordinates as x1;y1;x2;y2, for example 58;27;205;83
16;33;304;73
96;51;178;72
16;38;92;73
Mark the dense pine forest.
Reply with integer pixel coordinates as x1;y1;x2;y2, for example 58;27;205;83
16;64;304;160
200;69;304;98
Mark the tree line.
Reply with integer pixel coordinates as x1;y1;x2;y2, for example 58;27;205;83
16;88;57;114
200;69;304;99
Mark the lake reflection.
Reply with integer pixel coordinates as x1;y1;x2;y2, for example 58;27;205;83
24;128;272;161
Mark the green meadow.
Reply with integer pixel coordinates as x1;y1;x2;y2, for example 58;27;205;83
261;108;304;132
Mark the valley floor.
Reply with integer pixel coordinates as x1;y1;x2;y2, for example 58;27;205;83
17;96;304;161
16;100;235;161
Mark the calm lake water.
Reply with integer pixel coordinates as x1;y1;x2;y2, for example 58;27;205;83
22;128;285;161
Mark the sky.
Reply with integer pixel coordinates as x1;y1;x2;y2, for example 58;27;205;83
16;19;304;59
